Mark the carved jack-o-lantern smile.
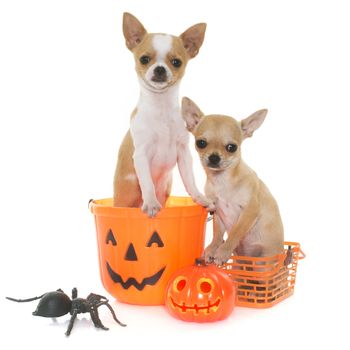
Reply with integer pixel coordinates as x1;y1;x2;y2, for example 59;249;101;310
107;264;165;291
105;230;166;291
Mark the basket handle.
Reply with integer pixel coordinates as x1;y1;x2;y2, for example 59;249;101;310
206;212;214;222
88;198;94;212
298;248;306;260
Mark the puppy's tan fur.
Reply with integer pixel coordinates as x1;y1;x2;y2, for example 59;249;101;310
182;97;284;265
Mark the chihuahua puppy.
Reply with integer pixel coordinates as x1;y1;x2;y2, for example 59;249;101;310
113;13;213;217
182;97;284;265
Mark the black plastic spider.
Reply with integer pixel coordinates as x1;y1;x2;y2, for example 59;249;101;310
6;288;126;336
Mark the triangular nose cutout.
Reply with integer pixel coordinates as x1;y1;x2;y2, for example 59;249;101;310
125;243;138;261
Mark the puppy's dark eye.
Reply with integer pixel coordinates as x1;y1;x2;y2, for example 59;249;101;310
226;144;238;153
140;55;151;65
171;58;182;68
196;139;207;149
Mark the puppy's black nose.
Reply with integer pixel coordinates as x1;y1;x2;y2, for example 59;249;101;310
153;66;167;81
154;66;166;76
208;153;221;166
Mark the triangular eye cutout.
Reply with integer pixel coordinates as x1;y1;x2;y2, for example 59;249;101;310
106;229;117;246
146;231;164;247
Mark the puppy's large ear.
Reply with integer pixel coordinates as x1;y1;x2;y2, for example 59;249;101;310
182;97;204;132
180;23;206;58
123;12;147;50
240;109;268;139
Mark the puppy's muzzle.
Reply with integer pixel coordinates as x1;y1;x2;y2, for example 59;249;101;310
207;153;221;168
152;66;168;83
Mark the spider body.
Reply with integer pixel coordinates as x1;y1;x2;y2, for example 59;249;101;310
6;288;126;336
32;290;72;317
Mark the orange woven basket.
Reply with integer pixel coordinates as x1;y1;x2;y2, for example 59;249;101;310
220;242;305;308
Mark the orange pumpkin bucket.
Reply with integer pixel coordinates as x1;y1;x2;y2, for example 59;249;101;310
89;196;207;305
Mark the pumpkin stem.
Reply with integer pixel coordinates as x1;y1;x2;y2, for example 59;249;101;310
195;257;206;266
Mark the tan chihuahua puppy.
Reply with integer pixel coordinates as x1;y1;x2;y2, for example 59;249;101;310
182;97;284;265
113;13;213;217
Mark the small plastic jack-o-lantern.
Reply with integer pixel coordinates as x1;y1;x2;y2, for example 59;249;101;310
165;259;236;322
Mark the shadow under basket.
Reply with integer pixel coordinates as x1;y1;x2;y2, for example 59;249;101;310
220;242;305;308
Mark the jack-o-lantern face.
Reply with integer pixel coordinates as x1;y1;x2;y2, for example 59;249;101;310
91;197;207;305
105;229;166;291
165;260;236;322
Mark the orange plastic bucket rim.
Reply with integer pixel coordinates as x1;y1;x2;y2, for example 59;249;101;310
90;196;205;218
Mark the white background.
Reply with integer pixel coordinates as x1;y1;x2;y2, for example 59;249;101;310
1;0;349;348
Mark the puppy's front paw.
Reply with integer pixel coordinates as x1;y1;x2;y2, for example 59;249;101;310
193;194;215;212
142;199;162;218
204;243;220;264
213;243;234;266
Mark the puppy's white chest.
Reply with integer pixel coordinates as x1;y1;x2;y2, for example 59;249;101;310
207;176;249;231
131;106;183;175
216;198;241;232
151;119;178;167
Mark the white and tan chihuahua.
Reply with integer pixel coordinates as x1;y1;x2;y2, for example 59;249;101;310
182;97;284;265
113;13;214;217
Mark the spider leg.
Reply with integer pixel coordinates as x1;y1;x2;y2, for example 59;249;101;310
65;309;78;336
92;293;108;300
89;308;102;328
99;301;126;327
91;308;109;331
6;294;45;302
86;293;108;302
